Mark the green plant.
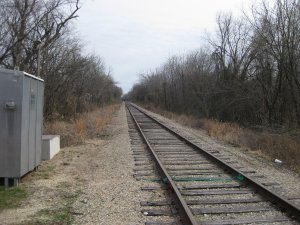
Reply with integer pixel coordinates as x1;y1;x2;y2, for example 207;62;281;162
0;186;27;210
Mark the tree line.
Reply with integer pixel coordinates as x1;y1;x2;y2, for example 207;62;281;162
127;0;300;127
0;0;122;120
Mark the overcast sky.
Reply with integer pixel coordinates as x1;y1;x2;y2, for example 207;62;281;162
76;0;256;93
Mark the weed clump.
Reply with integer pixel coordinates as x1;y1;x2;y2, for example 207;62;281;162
0;186;27;210
44;104;120;147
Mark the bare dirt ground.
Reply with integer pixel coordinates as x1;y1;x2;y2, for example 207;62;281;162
0;103;145;225
1;103;299;225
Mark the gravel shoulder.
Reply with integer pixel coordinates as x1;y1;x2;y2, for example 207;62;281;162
72;102;145;225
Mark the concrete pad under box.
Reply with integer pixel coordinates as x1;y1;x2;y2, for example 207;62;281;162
42;135;60;160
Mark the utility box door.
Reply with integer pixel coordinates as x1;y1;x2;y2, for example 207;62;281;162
0;69;22;177
0;68;44;178
21;76;44;174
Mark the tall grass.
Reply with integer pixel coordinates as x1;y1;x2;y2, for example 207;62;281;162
44;104;120;147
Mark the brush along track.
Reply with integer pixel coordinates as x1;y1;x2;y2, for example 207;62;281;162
126;102;300;225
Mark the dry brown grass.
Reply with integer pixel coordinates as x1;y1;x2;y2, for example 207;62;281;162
74;118;86;143
200;119;245;146
200;119;300;172
44;104;120;147
142;104;300;172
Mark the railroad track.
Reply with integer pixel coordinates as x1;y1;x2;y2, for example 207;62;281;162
126;102;300;225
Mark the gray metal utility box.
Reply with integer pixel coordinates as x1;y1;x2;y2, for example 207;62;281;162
0;68;44;179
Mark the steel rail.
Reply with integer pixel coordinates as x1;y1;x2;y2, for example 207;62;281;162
129;102;300;222
127;103;199;225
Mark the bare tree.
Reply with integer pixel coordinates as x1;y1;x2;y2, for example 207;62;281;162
250;0;300;125
0;0;80;72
